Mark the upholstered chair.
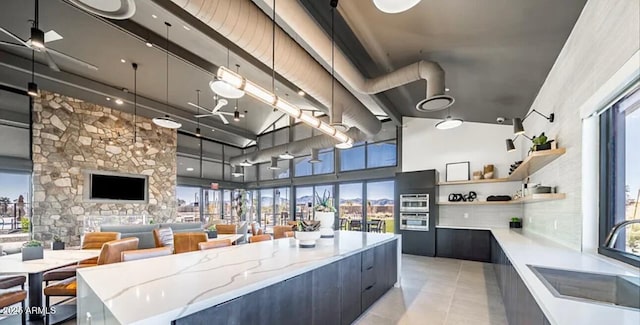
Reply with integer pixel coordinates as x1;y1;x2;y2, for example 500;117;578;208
198;239;232;250
216;224;237;235
249;234;272;243
173;232;208;254
273;225;294;239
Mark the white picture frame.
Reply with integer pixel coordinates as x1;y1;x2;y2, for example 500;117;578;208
446;162;470;182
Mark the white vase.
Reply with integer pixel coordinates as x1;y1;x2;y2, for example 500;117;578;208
294;231;321;248
315;211;335;238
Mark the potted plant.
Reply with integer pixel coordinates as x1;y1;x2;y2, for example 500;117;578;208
206;225;218;239
531;132;554;152
20;218;30;233
314;190;336;238
51;235;65;250
294;220;322;248
509;217;522;229
22;240;44;261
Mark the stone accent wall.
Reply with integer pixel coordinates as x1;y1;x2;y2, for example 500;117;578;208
32;92;177;245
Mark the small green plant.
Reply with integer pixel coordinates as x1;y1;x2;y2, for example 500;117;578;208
22;240;42;247
20;218;30;232
207;225;217;232
298;220;321;232
314;190;336;212
531;132;554;150
511;217;522;222
53;235;62;242
149;219;154;224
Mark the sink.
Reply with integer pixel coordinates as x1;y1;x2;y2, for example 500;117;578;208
528;265;640;310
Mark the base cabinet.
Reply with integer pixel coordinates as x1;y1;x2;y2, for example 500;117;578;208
436;228;491;262
491;235;549;325
173;240;398;325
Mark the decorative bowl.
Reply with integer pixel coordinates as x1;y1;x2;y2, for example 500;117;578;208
294;231;321;248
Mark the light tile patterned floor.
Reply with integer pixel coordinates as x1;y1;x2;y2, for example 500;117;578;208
355;255;508;325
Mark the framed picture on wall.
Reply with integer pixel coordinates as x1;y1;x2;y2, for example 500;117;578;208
446;161;470;182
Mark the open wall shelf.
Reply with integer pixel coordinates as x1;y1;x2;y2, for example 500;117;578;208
506;148;566;181
438;178;513;185
437;193;566;206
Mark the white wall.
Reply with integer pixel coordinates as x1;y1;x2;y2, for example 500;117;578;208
402;117;523;227
521;0;640;251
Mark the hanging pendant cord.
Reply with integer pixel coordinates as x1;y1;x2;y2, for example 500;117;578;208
272;0;276;97
196;90;200;129
331;4;335;123
133;63;138;144
165;22;170;107
34;0;39;28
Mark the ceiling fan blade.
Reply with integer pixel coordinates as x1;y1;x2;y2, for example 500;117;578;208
218;114;229;125
44;30;63;43
194;114;212;118
43;50;61;72
0;27;30;48
212;98;228;113
0;41;27;49
45;47;98;71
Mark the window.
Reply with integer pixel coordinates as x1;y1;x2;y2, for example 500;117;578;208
339;183;363;231
276;160;290;179
176;186;200;223
340;144;365;171
249;190;259;224
203;189;221;225
0;172;30;233
223;190;233;219
366;181;395;233
261;189;274;225
295;186;313;220
314;185;334;212
367;140;397;168
599;88;640;266
314;149;334;175
259;163;274;181
275;187;291;224
294;156;312;177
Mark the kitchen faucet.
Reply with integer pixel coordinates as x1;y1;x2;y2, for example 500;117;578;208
604;219;640;248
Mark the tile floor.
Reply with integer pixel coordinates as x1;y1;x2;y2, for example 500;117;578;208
355;254;508;325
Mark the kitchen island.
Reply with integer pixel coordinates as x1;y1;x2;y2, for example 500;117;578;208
76;231;401;325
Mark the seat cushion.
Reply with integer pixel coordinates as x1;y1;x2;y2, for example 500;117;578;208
0;289;27;308
154;227;174;248
82;232;121;249
43;264;95;282
44;277;77;297
0;276;25;290
100;225;159;249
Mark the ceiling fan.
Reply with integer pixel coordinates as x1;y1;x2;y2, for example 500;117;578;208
0;0;98;72
188;98;245;125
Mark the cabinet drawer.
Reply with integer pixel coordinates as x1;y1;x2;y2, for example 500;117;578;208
361;282;377;312
362;249;375;271
361;266;376;290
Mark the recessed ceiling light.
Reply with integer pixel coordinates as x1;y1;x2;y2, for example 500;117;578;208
145;42;153;48
115;99;124;105
445;88;450;92
106;97;111;101
152;14;158;19
120;59;126;63
297;90;305;96
183;25;190;31
186;167;194;171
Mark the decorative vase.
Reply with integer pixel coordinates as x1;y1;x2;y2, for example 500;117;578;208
315;211;335;238
52;242;65;250
22;246;44;261
294;231;322;248
509;221;522;229
206;230;218;239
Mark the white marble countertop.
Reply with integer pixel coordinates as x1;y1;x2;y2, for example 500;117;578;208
436;224;640;325
0;249;100;274
77;231;399;325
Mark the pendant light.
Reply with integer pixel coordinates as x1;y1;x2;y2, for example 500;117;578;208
233;99;240;122
131;62;139;143
330;1;352;148
373;0;422;14
30;0;44;49
269;156;280;170
232;165;244;177
27;49;39;97
195;90;202;137
153;22;182;129
279;150;294;160
27;2;40;97
210;48;245;99
435;105;463;130
309;148;322;164
512;118;525;135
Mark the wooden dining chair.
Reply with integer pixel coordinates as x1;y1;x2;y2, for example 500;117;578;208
0;275;26;290
284;231;295;238
250;222;264;236
121;247;172;262
44;237;139;325
249;234;272;243
173;232;208;254
43;232;121;285
216;224;237;235
0;289;27;325
273;225;294;239
198;239;232;250
349;220;362;231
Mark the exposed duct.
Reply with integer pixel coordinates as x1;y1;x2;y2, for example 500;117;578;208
253;0;454;112
229;129;366;166
170;0;381;138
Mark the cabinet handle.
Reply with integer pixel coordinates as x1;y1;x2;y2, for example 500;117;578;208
365;285;374;291
366;265;374;271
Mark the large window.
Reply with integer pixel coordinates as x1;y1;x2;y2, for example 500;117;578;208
260;189;274;226
338;183;363;231
275;187;291;224
203;189;221;225
367;140;397;168
176;186;200;223
340;144;365;171
295;186;313;220
599;88;640;266
0;172;30;232
366;181;395;233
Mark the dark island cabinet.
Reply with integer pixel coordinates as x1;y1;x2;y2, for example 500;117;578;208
436;228;491;262
173;239;399;325
491;235;550;325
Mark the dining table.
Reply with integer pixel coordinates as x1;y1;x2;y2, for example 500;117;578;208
0;249;100;321
212;234;243;244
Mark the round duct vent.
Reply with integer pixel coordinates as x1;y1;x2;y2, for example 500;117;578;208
331;123;350;133
416;95;455;112
67;0;136;20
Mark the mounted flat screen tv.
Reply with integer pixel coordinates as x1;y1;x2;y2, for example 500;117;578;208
88;172;147;202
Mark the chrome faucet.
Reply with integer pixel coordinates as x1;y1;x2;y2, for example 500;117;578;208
604;219;640;248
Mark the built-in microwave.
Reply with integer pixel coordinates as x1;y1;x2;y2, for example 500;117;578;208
399;193;429;212
399;212;429;231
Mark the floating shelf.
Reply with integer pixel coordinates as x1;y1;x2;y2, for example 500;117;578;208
437;193;566;206
438;178;513;185
507;148;566;181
